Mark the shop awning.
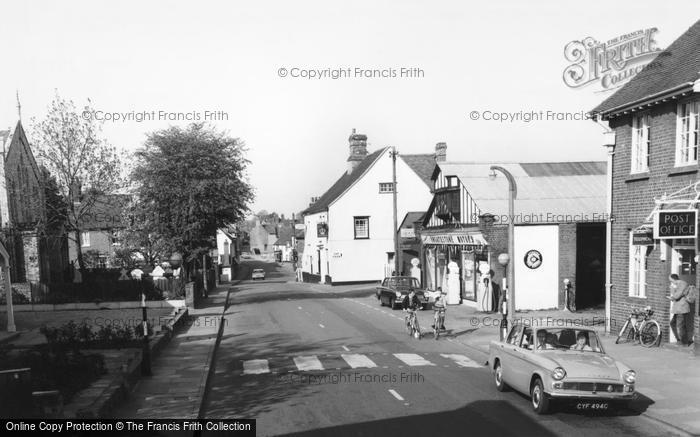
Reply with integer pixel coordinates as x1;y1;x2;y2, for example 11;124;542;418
421;232;488;246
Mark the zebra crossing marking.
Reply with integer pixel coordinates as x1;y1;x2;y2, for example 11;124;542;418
394;353;435;366
440;354;481;368
242;359;270;375
293;356;324;371
341;354;377;368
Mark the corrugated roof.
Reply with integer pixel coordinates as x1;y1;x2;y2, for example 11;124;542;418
593;20;700;116
438;162;607;222
400;154;435;188
303;148;388;215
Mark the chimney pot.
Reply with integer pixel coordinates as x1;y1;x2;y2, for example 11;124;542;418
347;129;368;174
435;142;447;162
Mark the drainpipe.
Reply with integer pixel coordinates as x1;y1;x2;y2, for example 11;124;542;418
597;117;616;334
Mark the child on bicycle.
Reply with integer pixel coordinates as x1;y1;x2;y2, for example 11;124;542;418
431;288;447;331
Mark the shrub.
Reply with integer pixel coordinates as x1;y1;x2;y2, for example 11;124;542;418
40;320;153;349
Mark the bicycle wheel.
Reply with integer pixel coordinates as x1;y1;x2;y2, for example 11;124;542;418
640;320;661;347
434;314;439;339
405;315;413;336
615;320;630;344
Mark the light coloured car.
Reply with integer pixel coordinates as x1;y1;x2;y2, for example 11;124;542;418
251;269;265;280
488;324;636;414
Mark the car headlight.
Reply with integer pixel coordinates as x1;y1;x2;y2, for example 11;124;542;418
551;367;566;381
623;370;636;384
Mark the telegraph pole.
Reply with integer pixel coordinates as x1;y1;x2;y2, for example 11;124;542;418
391;147;400;275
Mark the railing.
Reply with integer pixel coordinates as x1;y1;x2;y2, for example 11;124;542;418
24;277;186;305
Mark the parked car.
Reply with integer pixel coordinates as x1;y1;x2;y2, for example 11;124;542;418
376;276;429;309
488;323;636;414
251;269;266;280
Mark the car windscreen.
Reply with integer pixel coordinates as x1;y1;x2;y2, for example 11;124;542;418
535;328;603;353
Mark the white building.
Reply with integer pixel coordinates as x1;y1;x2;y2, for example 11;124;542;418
301;129;440;283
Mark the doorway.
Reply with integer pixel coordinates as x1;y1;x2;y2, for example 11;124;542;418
670;239;696;343
575;223;606;310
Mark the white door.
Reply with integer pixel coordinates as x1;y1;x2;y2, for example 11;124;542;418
514;225;559;310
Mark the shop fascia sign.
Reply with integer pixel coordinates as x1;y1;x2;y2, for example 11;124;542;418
421;233;486;245
653;209;697;239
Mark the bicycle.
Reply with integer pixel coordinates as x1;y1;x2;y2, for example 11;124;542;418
404;309;422;339
433;307;446;339
615;306;661;347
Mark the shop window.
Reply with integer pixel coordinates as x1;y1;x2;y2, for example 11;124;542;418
628;233;647;297
446;176;458;187
676;100;699;166
631;113;650;173
354;216;369;239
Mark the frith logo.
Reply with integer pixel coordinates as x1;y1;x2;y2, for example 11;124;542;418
563;28;662;90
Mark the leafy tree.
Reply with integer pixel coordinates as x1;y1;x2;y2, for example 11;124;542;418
119;200;174;267
30;93;124;270
131;123;253;276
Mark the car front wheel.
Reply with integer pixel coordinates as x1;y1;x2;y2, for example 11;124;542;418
531;378;550;414
494;361;508;392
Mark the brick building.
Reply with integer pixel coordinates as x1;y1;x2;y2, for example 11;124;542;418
592;19;700;345
68;192;130;268
419;161;607;311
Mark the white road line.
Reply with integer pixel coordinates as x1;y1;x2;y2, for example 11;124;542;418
242;359;270;374
293;356;324;371
342;354;378;369
298;306;303;310
440;354;482;368
342;346;350;351
318;323;325;328
394;353;436;366
388;389;405;401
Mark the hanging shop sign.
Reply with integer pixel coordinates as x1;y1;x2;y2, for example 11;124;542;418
317;223;328;238
654;210;697;240
632;226;654;245
524;249;543;269
400;228;416;238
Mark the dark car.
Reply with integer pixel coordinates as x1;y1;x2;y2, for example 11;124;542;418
376;276;428;309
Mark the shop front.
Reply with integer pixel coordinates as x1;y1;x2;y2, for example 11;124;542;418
421;230;491;308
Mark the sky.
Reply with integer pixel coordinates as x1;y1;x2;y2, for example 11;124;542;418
1;1;699;217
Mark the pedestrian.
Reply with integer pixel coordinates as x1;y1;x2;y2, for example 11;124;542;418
667;274;692;346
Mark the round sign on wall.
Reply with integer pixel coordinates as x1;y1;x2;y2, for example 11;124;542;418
524;250;543;269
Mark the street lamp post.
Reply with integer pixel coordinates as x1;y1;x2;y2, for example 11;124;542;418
490;166;517;331
390;147;400;276
497;253;510;341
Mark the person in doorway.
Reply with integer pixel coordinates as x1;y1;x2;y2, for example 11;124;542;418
667;274;692;346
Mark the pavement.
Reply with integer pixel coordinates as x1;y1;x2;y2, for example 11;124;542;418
109;265;251;419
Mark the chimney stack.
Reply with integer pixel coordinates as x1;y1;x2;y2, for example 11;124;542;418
435;142;447;162
347;128;368;174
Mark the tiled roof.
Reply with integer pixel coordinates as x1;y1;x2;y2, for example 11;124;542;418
436;162;607;221
400;154;435;188
303;148;388;215
274;225;294;246
78;194;130;229
593;20;700;117
400;211;426;229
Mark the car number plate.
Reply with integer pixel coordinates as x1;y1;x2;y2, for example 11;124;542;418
576;402;609;410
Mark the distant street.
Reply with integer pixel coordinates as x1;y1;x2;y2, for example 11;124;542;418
200;260;680;437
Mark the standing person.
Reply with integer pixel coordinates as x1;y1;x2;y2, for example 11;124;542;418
668;274;691;346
